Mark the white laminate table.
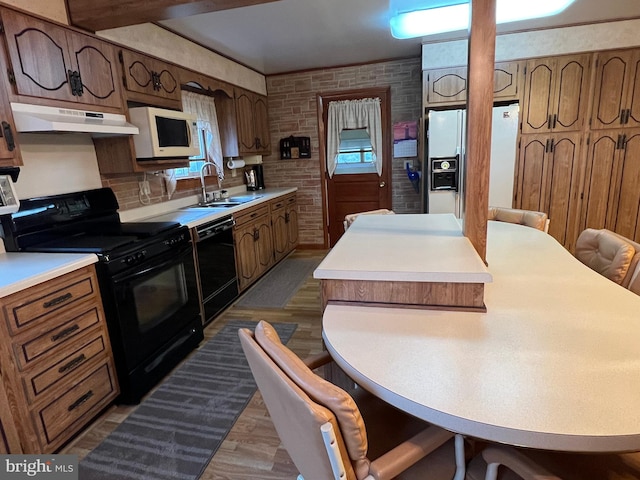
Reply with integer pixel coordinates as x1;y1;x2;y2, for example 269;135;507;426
322;221;640;455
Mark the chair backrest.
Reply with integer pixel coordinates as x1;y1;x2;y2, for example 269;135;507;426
239;323;370;480
574;228;636;285
607;230;640;290
344;209;395;231
487;207;548;232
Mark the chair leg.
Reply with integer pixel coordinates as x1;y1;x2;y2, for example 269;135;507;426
453;434;466;480
321;422;347;480
484;463;499;480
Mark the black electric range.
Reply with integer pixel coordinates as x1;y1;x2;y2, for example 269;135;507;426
1;188;203;404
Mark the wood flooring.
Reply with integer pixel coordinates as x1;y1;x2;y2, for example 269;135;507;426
61;249;327;479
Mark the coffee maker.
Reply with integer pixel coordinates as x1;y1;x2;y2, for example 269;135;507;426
245;164;265;191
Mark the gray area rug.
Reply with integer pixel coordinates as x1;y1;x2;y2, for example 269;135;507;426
236;257;322;308
79;320;297;480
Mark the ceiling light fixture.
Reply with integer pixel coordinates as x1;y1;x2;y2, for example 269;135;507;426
389;0;576;39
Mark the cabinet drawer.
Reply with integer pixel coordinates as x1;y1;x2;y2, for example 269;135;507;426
235;204;270;227
34;362;116;446
3;268;97;335
14;306;101;370
23;330;108;403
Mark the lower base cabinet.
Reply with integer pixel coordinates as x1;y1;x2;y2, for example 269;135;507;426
234;193;299;292
0;265;119;453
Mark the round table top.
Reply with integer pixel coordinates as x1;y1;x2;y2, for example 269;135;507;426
322;221;640;452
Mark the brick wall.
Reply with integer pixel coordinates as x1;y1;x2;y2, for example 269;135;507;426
264;57;423;247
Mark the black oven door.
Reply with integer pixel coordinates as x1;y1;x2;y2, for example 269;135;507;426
109;244;201;371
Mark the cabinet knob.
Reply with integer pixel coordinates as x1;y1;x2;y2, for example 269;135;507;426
379;181;386;188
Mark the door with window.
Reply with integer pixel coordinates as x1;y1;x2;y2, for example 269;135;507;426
319;88;392;246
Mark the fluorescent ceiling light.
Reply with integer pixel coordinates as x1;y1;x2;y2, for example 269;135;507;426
390;0;576;39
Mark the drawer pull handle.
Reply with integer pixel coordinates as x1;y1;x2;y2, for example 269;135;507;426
51;324;80;342
58;354;87;374
250;212;258;218
68;390;94;412
43;292;73;309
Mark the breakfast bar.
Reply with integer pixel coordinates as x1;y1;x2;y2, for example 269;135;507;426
322;219;640;454
314;214;493;310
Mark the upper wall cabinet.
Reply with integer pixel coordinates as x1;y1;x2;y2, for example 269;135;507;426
0;70;20;167
119;48;181;107
590;49;640;130
234;88;271;156
521;54;592;134
0;9;123;111
423;61;522;106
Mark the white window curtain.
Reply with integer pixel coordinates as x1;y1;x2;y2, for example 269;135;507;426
181;90;224;182
326;98;383;178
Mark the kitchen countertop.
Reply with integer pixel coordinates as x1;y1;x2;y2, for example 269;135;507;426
0;252;98;298
0;187;297;298
133;187;297;228
314;213;492;283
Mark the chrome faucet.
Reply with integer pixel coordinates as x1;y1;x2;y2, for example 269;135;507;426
199;161;217;203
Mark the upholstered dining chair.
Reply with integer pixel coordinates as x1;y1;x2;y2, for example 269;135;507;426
465;444;640;480
238;320;457;480
344;209;395;231
574;228;638;286
487;207;548;232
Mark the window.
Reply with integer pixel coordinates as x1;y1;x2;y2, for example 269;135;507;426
173;91;224;181
335;128;377;174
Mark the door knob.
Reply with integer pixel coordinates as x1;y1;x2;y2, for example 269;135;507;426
379;181;386;188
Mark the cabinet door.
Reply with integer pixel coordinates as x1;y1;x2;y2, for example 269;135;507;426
253;94;271;154
235;89;257;154
590;50;640;130
271;207;289;263
286;202;299;250
515;135;548;211
425;67;468;105
552;54;591;133
493;61;521;101
521;55;590;134
590;50;632;130
255;218;274;273
235;223;259;291
612;131;640;241
580;131;620;232
68;32;122;109
0;72;20;167
522;59;555;134
544;133;583;249
624;52;640;129
1;9;76;103
120;49;180;102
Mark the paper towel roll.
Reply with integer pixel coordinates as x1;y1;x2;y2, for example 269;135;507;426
227;159;246;169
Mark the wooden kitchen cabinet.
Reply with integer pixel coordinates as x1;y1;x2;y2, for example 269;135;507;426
1;8;123;111
271;193;299;263
521;54;591;135
580;129;640;242
234;204;274;291
515;132;583;250
120;48;181;107
0;380;21;453
234;88;271;155
590;49;640;130
423;61;522;106
0;65;20;167
0;265;119;453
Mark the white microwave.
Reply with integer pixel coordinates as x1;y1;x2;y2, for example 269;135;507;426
129;107;200;159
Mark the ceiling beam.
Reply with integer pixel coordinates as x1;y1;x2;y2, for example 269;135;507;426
66;0;281;32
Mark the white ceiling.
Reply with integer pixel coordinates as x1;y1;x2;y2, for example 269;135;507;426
160;0;640;75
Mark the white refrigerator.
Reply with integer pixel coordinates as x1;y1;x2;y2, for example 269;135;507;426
425;104;519;216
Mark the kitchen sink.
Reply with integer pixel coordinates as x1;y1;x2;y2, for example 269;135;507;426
195;201;242;207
